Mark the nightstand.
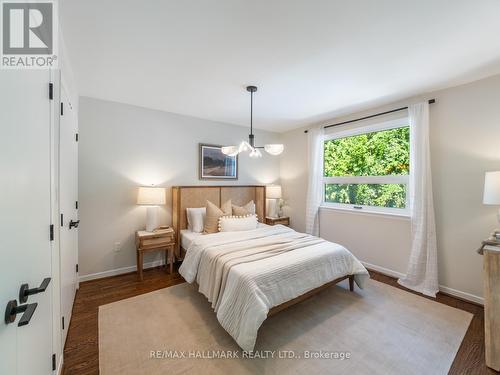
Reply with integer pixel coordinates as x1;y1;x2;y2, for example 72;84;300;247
265;216;290;226
135;228;175;281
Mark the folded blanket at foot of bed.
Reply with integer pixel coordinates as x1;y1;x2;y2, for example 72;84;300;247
179;225;370;351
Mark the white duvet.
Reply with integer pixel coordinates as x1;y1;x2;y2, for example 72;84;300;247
179;225;369;351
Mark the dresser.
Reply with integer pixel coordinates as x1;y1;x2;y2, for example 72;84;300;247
478;242;500;371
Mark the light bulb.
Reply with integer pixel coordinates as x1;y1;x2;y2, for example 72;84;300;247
239;141;251;152
249;148;262;158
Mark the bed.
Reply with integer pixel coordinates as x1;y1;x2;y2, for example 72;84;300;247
173;185;369;351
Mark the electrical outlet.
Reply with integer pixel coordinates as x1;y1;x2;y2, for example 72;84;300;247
114;242;121;252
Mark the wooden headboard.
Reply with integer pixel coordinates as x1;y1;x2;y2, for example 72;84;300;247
172;185;266;258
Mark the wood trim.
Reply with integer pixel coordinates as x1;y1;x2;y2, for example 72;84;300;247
192;275;353;318
268;275;353;317
172;187;181;258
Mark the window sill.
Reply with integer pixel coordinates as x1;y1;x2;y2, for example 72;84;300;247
319;205;411;220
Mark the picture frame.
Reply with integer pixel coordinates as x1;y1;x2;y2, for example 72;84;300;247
199;144;238;180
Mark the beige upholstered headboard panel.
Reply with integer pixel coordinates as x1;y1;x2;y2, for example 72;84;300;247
172;185;266;259
177;187;220;231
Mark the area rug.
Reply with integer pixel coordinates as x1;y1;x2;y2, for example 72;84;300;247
99;279;472;375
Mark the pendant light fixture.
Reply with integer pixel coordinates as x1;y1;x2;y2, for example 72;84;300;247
222;86;284;158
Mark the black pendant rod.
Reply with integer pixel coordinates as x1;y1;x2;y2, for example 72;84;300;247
250;90;253;135
304;99;435;133
246;85;258;135
246;86;258;147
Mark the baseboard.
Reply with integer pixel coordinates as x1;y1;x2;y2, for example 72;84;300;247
78;260;166;282
361;261;484;305
361;261;406;279
438;285;484;305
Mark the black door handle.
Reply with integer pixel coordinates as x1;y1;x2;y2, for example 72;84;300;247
19;277;51;303
69;220;80;229
4;300;38;326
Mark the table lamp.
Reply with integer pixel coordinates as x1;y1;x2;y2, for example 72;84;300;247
483;171;500;239
266;185;282;218
137;186;166;232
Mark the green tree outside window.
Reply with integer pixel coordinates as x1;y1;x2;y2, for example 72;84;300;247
324;127;409;209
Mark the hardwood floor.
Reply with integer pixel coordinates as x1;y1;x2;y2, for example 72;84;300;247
63;266;496;375
63;266;184;375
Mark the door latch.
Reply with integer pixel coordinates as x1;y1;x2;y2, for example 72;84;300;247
4;300;38;326
69;220;80;229
19;278;51;303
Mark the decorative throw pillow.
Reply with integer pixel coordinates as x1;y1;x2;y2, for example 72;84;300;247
232;200;256;216
186;207;206;233
218;214;258;232
203;200;232;234
221;199;232;216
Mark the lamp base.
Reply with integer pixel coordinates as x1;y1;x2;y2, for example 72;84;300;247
494;208;500;240
266;199;279;218
146;206;160;232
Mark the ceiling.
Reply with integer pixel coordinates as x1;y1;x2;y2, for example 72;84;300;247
61;0;500;132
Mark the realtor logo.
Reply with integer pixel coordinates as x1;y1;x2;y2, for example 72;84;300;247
1;0;58;68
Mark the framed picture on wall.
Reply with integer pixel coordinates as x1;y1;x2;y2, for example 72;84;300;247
199;144;238;180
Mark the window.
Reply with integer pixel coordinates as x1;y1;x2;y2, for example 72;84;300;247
322;119;410;215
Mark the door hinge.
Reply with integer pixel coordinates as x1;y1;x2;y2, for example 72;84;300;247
75;201;78;209
60;102;64;116
50;224;54;241
52;353;56;371
60;213;64;227
76;264;79;273
62;316;65;330
49;83;54;100
75;133;79;142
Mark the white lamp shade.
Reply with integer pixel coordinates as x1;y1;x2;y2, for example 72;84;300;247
484;172;500;205
264;144;284;156
221;145;239;156
137;187;166;205
266;185;282;199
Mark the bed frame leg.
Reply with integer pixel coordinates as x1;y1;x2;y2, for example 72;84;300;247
349;275;354;291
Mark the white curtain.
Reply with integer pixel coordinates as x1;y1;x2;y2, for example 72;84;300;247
398;102;439;297
305;126;324;236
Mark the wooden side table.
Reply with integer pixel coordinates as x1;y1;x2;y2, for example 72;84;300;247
135;228;175;281
265;216;290;226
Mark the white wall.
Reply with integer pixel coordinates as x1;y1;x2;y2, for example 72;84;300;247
281;74;500;303
78;97;281;279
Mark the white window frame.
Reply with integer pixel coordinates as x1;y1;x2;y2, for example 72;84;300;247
322;117;410;217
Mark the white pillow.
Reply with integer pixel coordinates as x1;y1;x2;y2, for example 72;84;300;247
186;207;206;233
218;214;258;232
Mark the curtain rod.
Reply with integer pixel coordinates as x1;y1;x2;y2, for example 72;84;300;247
303;99;436;133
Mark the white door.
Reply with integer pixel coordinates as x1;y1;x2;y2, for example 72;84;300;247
0;71;55;374
59;85;79;345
